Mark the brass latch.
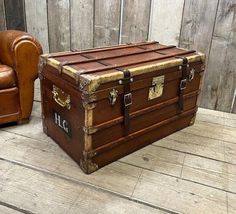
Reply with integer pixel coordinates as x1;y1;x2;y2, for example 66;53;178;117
148;75;165;100
188;68;195;82
109;89;118;106
52;85;71;110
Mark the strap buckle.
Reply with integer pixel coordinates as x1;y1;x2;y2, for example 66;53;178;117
180;79;187;90
124;93;132;107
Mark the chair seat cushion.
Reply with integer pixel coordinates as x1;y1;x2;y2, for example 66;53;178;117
0;64;16;89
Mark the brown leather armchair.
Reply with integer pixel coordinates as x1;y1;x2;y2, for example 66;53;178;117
0;30;42;125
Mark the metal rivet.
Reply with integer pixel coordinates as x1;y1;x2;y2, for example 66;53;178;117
118;80;123;85
179;66;182;70
130;78;134;82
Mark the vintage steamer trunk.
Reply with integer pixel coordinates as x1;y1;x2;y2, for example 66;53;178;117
39;41;205;174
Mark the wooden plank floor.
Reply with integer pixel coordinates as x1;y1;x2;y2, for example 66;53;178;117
0;99;236;213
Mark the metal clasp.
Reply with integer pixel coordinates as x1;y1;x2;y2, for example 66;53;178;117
188;68;195;82
109;89;118;106
124;93;132;107
180;79;187;90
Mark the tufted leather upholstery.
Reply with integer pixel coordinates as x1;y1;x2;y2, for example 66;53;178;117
0;30;42;125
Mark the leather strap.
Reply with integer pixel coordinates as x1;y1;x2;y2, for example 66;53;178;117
118;68;133;135
178;57;189;112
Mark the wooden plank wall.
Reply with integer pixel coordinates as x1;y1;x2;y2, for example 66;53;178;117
0;0;235;113
0;0;6;30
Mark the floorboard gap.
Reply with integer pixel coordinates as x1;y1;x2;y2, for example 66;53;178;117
0;201;35;214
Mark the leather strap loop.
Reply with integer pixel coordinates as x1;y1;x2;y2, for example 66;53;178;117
177;57;189;112
118;69;132;135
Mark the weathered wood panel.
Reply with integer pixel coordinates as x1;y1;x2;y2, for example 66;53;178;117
149;0;184;45
179;0;219;54
133;170;227;214
121;146;185;177
121;0;151;43
0;0;6;30
1;105;236;212
182;120;236;144
34;79;41;102
0;130;142;196
4;0;26;31
200;0;236;113
233;92;236;113
0;160;163;214
94;0;121;47
182;155;236;193
0;205;22;214
24;0;49;53
48;0;70;52
155;132;225;162
70;0;94;50
228;193;236;214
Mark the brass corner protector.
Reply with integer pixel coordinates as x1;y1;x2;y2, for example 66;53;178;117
81;93;97;107
83;126;98;135
190;115;196;126
79;77;92;91
82;102;97;110
79;159;99;174
80;75;101;93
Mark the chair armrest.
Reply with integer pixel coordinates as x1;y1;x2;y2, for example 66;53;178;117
0;30;42;68
0;30;43;120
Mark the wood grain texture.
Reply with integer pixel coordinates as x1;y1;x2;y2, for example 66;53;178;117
0;129;142;196
228;193;236;214
0;205;22;214
121;0;151;43
155;132;225;162
183;120;236;144
34;79;41;102
0;0;6;30
149;0;184;45
24;0;49;52
200;0;236;113
71;0;94;50
121;146;185;177
179;0;219;53
48;0;70;52
4;0;26;31
182;155;236;193
0;160;164;214
0;106;235;213
94;0;120;47
133;170;227;214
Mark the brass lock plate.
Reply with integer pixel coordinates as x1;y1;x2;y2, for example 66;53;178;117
148;75;165;100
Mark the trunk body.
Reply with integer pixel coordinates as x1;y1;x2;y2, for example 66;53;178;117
39;42;205;174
